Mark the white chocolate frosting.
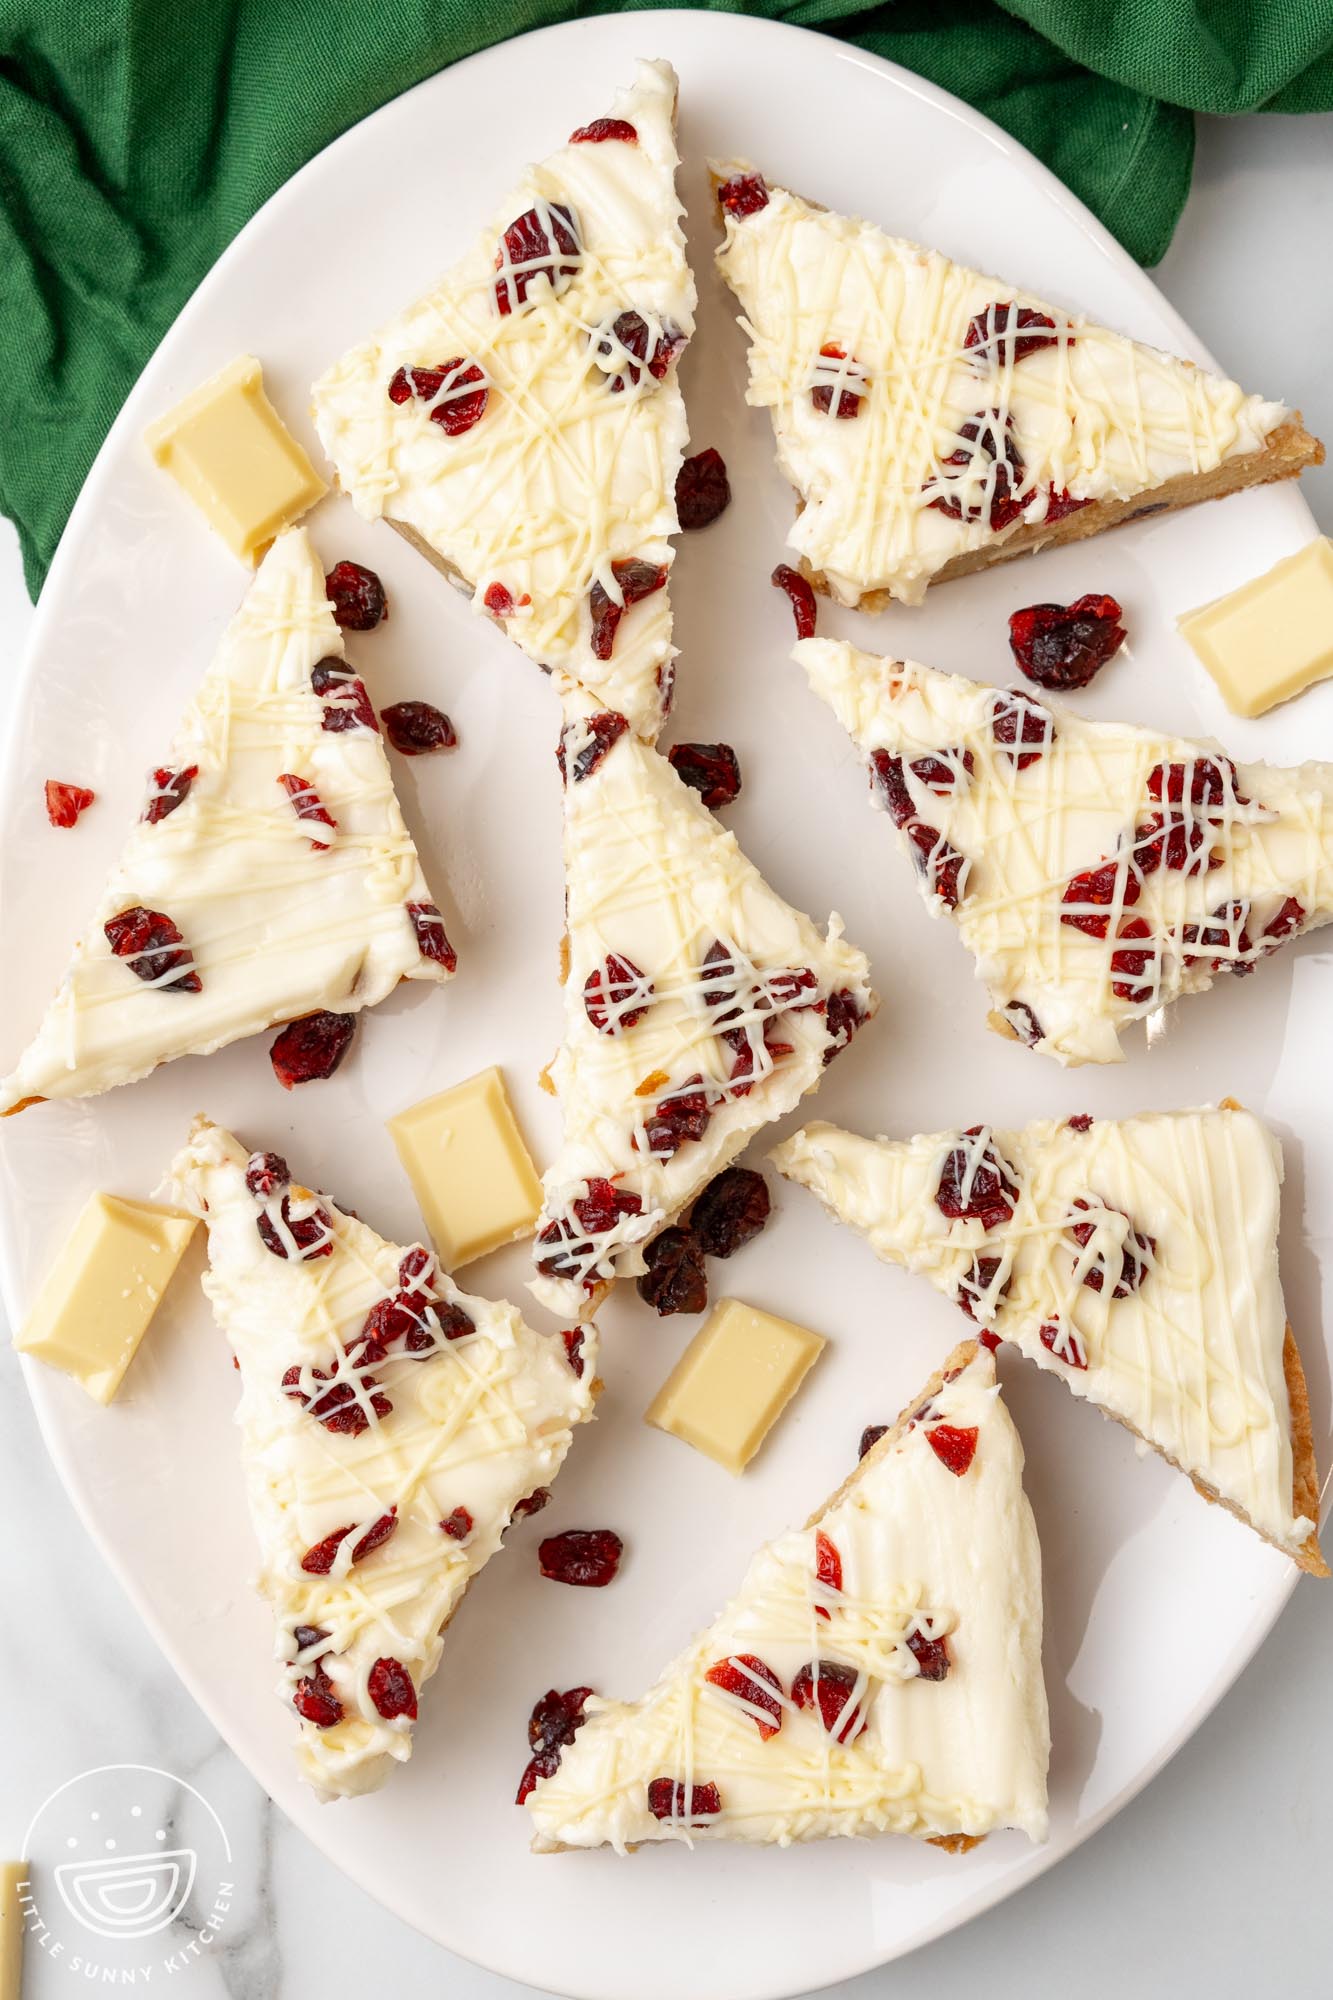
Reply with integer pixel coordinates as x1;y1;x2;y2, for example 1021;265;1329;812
1;530;450;1113
169;1117;596;1799
530;684;876;1318
713;172;1291;605
795;638;1333;1065
312;61;695;740
526;1343;1048;1850
773;1109;1317;1558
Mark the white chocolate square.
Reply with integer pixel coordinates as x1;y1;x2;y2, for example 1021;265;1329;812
388;1066;543;1269
1179;538;1333;716
0;1862;24;2000
15;1193;197;1403
645;1297;825;1473
145;355;327;562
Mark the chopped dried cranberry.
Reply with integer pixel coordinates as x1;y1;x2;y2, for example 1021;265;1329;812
325;561;387;631
929;409;1026;530
1146;757;1241;807
292;1660;343;1728
570;116;637;143
1008;593;1125;690
963;302;1066;363
557;711;629;784
636;1227;708;1316
382;701;457;755
810;343;868;418
1110;917;1159;1003
354;1509;398;1559
906;819;969;908
815;1530;843;1608
771;562;817;639
245;1151;289;1198
435;1301;477;1343
935;1127;1019;1229
583;952;653;1034
1039;1317;1088;1370
791;1660;865;1743
1070;1197;1155;1297
869;750;912;825
1263;896;1306;944
911;748;975;793
536;1179;643;1281
822;988;864;1064
704;1655;784;1739
1045;486;1092;522
926;1423;980;1476
277;772;337;846
269;1010;356;1089
538;1528;623;1588
495;202;581;314
561;1326;588;1377
978;1330;1001;1352
142;765;197;824
1067;1113;1094;1132
300;1526;353;1576
669;740;742;808
257;1194;334;1262
644;1076;711;1157
906;1626;951;1681
441;1507;473;1541
283;1362;390;1434
648;1777;723;1821
292;1624;329;1653
690;1168;770;1259
1131;809;1216;876
858;1424;888;1459
368;1656;417;1721
311;658;379;732
956;1254;1008;1322
717;172;768;217
515;1685;595;1801
104;906;200;991
44;779;95;828
991;689;1054;768
676;447;731;530
1061;857;1142;939
1182;899;1253;973
1000;1001;1045;1047
484;581;514;618
591;310;684;393
407;902;457;971
588;559;668;660
515;1752;564;1802
386;359;489;436
511;1487;551;1523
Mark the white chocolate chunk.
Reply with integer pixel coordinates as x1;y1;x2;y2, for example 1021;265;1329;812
1180;538;1333;715
645;1297;825;1472
388;1066;543;1268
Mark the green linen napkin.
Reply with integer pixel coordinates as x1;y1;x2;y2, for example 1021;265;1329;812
2;0;1330;599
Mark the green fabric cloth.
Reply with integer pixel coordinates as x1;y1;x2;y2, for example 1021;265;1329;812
3;2;1332;599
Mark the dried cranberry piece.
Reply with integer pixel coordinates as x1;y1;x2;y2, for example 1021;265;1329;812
536;1179;643;1282
935;1127;1019;1229
591;311;684;393
906;1626;951;1681
991;689;1054;768
926;1423;980;1476
538;1528;623;1588
636;1227;708;1316
669;741;742;809
441;1507;473;1541
44;779;95;828
929;409;1026;531
644;1077;711;1157
810;343;868;418
911;749;975;793
717;172;768;217
956;1254;1008;1322
557;711;629;784
690;1168;770;1259
311;658;379;732
299;1526;353;1576
434;1301;476;1343
963;302;1066;363
1067;1113;1094;1133
269;1010;356;1090
1061;857;1142;939
906;819;969;908
257;1194;334;1262
1000;1001;1045;1047
277;772;337;847
104;906;200;992
407;902;457;972
495;201;581;314
791;1660;865;1743
354;1510;398;1559
814;1530;843;1616
1070;1197;1155;1297
1109;917;1159;1003
561;1326;588;1378
1008;593;1126;691
142;765;197;824
771;562;817;639
292;1624;329;1653
822;988;864;1064
869;750;912;826
292;1660;343;1728
245;1151;290;1198
511;1487;551;1523
588;559;668;660
1045;486;1092;522
704;1655;784;1739
1039;1317;1088;1370
1131;809;1216;876
325;561;388;631
484;581;514;618
676;447;731;530
570;116;637;143
386;359;489;437
1263;896;1305;944
382;701;457;755
1146;757;1241;807
583;952;653;1034
515;1685;595;1802
368;1656;418;1721
859;1424;888;1459
977;1330;1002;1352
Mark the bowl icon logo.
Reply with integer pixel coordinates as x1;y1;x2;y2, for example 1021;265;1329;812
55;1844;198;1939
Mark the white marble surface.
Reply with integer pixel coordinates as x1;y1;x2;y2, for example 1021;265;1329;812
2;107;1332;2000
